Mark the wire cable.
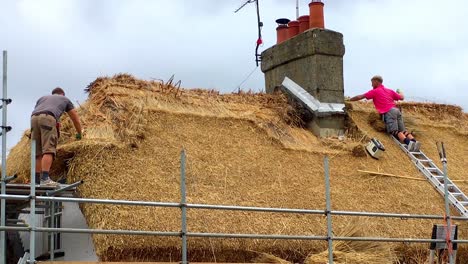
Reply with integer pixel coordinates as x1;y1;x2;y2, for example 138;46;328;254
234;66;259;92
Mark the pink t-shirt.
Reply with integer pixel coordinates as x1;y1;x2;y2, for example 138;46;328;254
364;85;402;114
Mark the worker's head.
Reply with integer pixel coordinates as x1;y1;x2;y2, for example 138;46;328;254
51;87;65;96
371;75;383;88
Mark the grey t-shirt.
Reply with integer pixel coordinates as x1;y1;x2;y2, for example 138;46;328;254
32;95;75;120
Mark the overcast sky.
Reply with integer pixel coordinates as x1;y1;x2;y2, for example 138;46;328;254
1;0;467;149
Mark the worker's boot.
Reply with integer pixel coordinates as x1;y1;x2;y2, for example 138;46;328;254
40;178;59;187
413;141;421;152
407;141;416;152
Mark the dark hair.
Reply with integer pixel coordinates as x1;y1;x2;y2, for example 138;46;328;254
51;87;65;95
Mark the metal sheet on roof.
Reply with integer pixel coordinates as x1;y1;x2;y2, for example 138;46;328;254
281;77;345;114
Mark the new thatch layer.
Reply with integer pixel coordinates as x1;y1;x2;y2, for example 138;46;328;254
367;112;386;133
7;74;468;263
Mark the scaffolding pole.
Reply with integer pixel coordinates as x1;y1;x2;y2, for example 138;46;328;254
30;140;36;263
180;150;188;264
296;0;299;19
3;194;468;221
50;200;55;261
5;225;468;244
438;142;455;264
324;157;333;264
0;50;7;264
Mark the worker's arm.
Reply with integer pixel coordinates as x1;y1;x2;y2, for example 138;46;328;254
349;94;366;101
67;109;82;136
396;89;405;101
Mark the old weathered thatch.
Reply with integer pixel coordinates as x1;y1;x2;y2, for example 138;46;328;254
7;74;468;263
306;219;397;264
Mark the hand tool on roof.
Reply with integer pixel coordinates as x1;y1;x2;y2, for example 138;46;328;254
366;138;385;159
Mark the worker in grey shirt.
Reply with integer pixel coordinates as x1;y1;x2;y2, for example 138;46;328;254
31;87;82;186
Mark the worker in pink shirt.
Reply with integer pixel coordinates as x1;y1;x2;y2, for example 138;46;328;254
350;75;420;152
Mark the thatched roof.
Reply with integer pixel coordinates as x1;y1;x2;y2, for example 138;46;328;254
7;74;468;263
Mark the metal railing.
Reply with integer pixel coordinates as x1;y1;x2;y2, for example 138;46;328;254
0;49;462;264
1;50;9;264
1;146;467;264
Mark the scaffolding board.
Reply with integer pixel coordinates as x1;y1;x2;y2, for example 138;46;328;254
5;184;76;212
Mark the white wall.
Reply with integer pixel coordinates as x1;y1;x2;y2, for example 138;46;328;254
19;202;98;261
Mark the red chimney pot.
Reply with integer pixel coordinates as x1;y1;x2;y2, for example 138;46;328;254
309;1;325;29
276;25;289;44
287;21;300;39
298;15;310;33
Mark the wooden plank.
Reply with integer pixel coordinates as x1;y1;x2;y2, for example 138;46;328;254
450;179;468;183
358;170;468;183
6;183;57;190
6;183;77;196
358;170;425;181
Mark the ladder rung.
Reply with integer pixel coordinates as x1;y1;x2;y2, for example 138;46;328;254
410;152;422;155
451;193;464;197
460;202;468;205
427;167;438;171
418;159;433;163
437;181;455;187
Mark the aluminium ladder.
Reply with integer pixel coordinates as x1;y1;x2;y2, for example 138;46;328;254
391;137;468;217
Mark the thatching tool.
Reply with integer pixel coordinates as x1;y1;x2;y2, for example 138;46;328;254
429;224;458;264
365;138;385;159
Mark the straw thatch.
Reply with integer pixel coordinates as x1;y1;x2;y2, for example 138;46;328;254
252;252;292;264
351;144;367;157
305;219;397;264
7;74;468;263
7;131;32;182
368;112;386;133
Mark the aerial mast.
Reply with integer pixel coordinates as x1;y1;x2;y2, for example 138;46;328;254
296;0;299;19
235;0;263;66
